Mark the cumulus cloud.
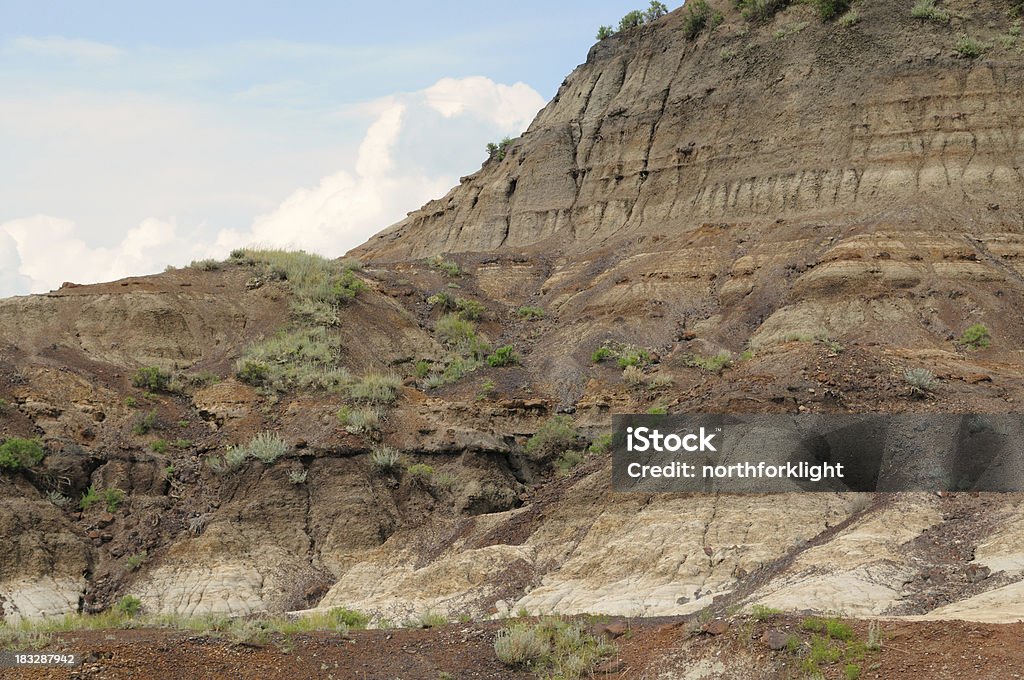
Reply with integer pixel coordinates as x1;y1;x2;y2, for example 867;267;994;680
0;75;545;297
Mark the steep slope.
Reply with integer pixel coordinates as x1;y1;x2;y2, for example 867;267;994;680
1;0;1024;641
358;0;1024;260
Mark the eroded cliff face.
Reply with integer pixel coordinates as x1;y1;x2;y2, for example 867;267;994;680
358;1;1024;261
2;0;1024;629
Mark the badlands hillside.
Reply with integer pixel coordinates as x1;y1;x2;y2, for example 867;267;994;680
2;0;1024;677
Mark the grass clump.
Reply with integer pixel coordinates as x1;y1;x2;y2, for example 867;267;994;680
960;323;991;349
236;327;348;392
686;351;733;373
911;0;950;23
837;8;860;26
370;445;402;473
904;367;937;397
288;469;308;484
428;256;462;277
751;604;782;621
0;437;45;471
811;0;850;20
349;372;402;404
232;250;363;391
338;405;381;434
436;315;487;356
207;432;288;472
115;596;142;618
591;346;613;363
494;617;616;677
683;0;724;39
247;432;289;463
132;366;172;392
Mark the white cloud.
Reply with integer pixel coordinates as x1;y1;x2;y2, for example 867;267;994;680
8;37;122;62
0;215;209;294
424;76;545;130
0;75;544;296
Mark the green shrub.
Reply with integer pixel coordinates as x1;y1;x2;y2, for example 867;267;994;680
436;314;488;357
617;346;651;368
427;292;455;310
683;0;723;39
485;138;514;163
104;488;126;512
151;439;169;454
844;664;862;680
589;433;613;455
288;469;307;484
349;373;402;404
555;450;584;475
911;0;950;22
955;34;988;58
811;0;850;20
960;323;991;348
414;360;431;379
596;24;615;40
645;1;669;22
487;345;519;367
0;438;45;471
189;258;222;271
79;485;101;511
125;551;147;571
646;405;667;415
456;298;485;321
236;360;270;386
517;305;545;321
526;416;579;459
132;410;158;436
591;346;613;363
115;595;142;618
734;0;792;22
330;608;369;629
406;463;434;480
132;366;172;392
619;9;645;30
825;618;854;640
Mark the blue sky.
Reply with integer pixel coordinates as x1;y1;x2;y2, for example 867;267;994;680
0;1;675;295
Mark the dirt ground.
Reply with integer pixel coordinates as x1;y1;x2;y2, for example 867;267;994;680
4;616;1023;680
